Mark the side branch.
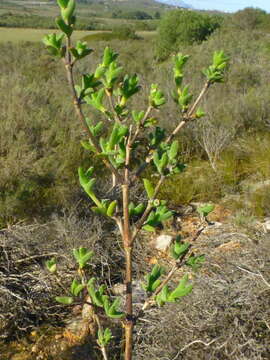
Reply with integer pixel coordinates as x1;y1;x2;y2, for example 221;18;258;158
133;80;211;181
64;39;124;184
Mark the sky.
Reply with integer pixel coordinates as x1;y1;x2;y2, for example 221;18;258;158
187;1;270;12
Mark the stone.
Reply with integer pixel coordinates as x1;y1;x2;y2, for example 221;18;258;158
155;234;173;251
263;219;270;232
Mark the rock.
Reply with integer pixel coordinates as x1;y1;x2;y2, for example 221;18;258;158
112;280;146;306
155;234;173;251
262;218;270;232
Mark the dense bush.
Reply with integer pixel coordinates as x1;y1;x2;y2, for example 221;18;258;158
112;10;153;20
229;7;269;30
156;10;222;59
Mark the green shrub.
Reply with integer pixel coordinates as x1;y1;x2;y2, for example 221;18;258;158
156;10;221;60
229;7;268;30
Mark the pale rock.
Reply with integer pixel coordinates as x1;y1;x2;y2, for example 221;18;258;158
263;218;270;232
155;234;173;251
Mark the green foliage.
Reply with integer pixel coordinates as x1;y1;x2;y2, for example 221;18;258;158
156;10;221;59
143;203;173;232
186;254;205;271
55;296;74;305
230;7;268;30
45;258;57;273
170;236;190;260
87;278;107;307
70;279;85;296
73;247;94;269
142;264;164;292
112;26;140;40
155;274;193;306
203;51;229;83
197;204;215;217
98;328;112;347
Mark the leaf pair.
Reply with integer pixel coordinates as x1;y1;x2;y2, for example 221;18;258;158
155;274;193;306
142;264;164;292
203;51;229;83
87;278;107;307
98;328;112;347
99;123;128;168
149;84;166;108
143;204;173;232
173;53;190;87
87;278;124;319
128;202;145;217
170;236;190;260
57;0;76;24
73;247;93;269
70;41;93;60
118;74;140;106
42;33;65;57
85;88;106;113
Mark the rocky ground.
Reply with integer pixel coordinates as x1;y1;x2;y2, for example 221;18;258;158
0;205;269;360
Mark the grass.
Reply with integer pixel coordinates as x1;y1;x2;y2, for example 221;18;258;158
0;27;156;43
0;28;104;43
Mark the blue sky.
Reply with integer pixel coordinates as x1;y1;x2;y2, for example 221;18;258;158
187;1;270;12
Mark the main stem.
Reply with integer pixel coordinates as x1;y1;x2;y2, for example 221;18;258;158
122;184;133;360
122;134;133;360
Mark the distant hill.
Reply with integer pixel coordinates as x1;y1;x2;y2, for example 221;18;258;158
155;0;191;8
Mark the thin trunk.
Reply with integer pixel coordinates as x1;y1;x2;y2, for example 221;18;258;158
122;184;133;360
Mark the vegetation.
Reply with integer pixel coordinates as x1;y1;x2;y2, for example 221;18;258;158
0;0;164;31
42;1;227;359
0;4;270;360
156;9;222;59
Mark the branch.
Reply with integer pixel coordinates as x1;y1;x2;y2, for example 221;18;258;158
64;37;124;184
136;224;205;318
133;80;211;181
166;80;210;144
180;338;219;352
94;314;109;360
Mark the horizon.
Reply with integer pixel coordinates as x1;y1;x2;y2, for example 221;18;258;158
186;1;270;13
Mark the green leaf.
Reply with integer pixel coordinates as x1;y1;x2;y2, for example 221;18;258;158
45;258;57;273
155;285;170;307
168;140;179;161
80;140;96;152
87;278;105;307
195;108;206;119
197;204;215;217
61;0;76;24
143;178;155;199
173;53;190;87
143;264;164;292
73;247;93;269
142;224;156;232
102;47;118;67
98;328;112;347
106;200;117;217
57;0;69;9
55;17;73;37
55;296;73;305
170;236;190;260
186;254;205;271
168;274;193;301
85;88;106;113
70;279;85;297
149;84;166;108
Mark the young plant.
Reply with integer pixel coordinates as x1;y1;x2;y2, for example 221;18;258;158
43;1;228;359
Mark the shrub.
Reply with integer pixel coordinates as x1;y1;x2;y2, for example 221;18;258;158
230;7;268;30
156;10;221;60
42;1;228;359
